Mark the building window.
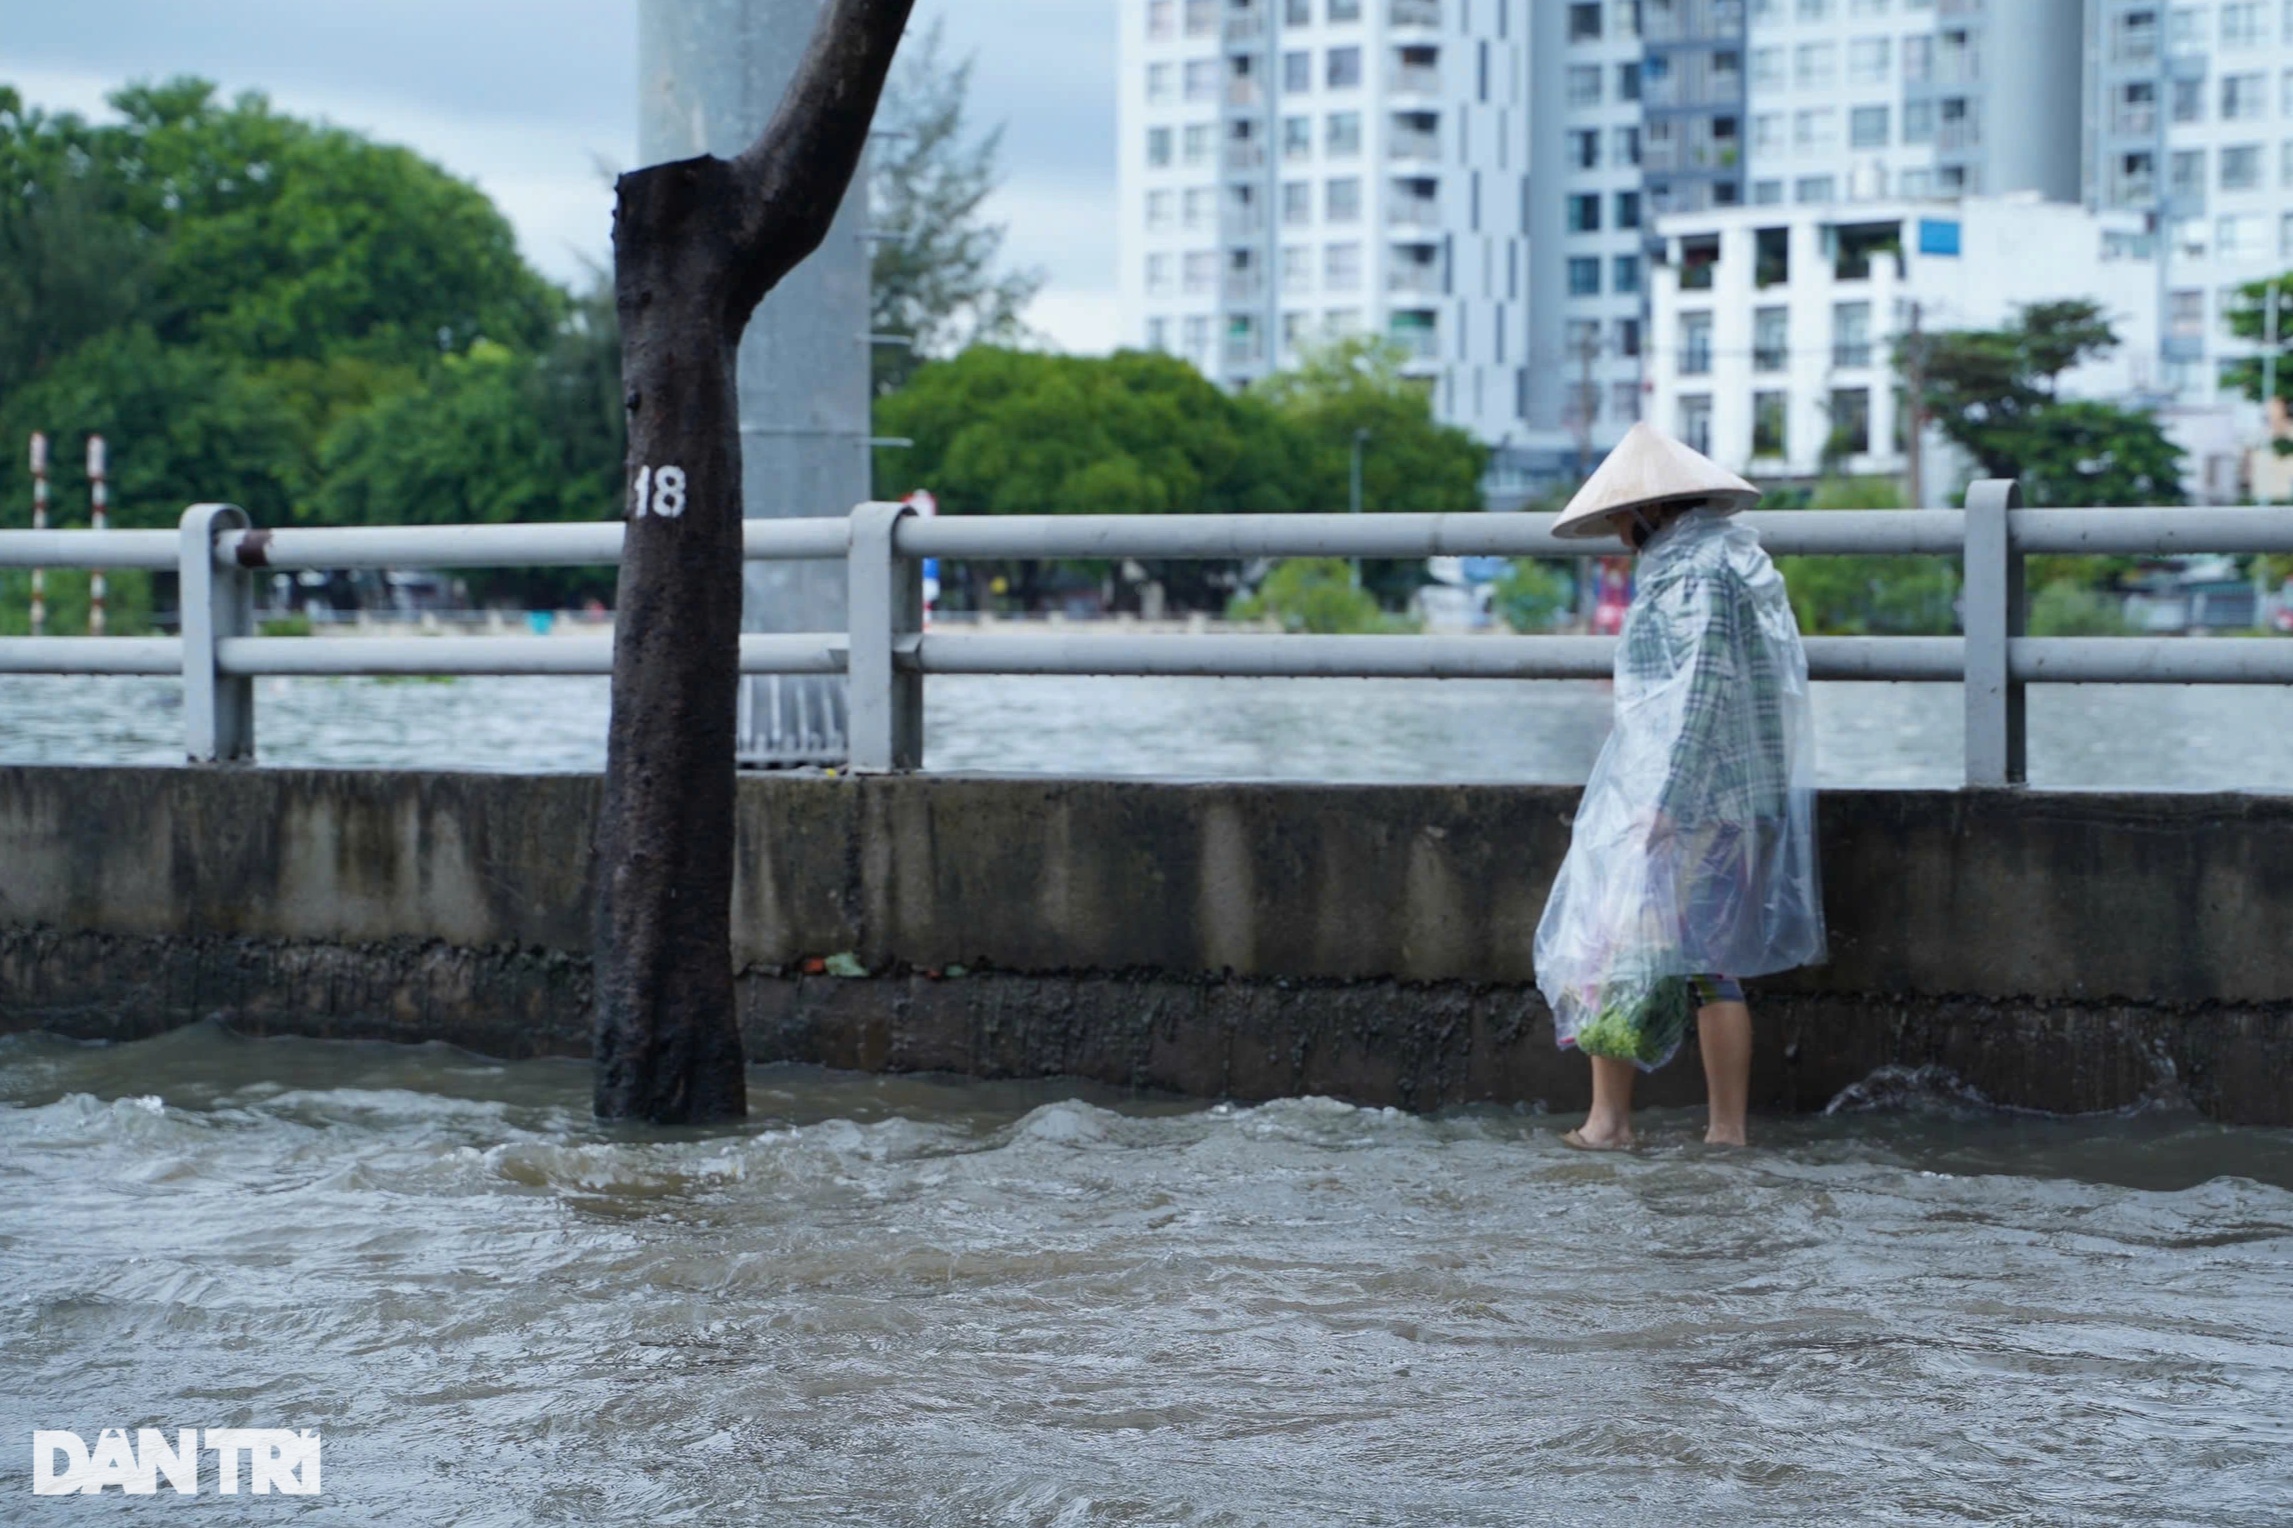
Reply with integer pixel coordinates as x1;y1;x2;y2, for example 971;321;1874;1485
1146;190;1174;230
1616;191;1642;229
1679;394;1714;455
1795;108;1837;149
2169;288;2203;338
2173;148;2207;199
1325;176;1361;222
1796;42;1837;88
1569;129;1601;170
1612;381;1642;422
1324;242;1361;290
1282;245;1312;292
1184;0;1219;34
1328;0;1361;20
1848;37;1891;84
1833;301;1872;368
2172;77;2204;124
1796;174;1836;203
1903;35;1932;84
1681;311;1714;375
1755;306;1788;371
1148;0;1176;39
1285;50;1313;92
1183;315;1211;359
1282;180;1312;225
2280;211;2293;258
1851;105;1890;148
1147;316;1171;352
1566;319;1602;367
1184;59;1220;101
2219;212;2267;256
1146;63;1175;102
1183;251;1217;295
1613;254;1641;293
1282;311;1312;354
1147;127;1173;168
1567;65;1603;106
1147;253;1174;296
1753;391;1788;458
1751;47;1784;90
1327;111;1362;156
1753;112;1784;154
1752;179;1784;205
1285;0;1311;21
1567;256;1601;296
1183;187;1215;229
2224;144;2264;190
1796;0;1831;18
1618;61;1642;101
2224;72;2268;121
2282;140;2293;187
2222;0;2265;46
1614;126;1641;165
1903;101;1934;146
1327;46;1362;88
1567;193;1602;232
1829;388;1871;455
1184;123;1214;166
1569;1;1603;39
1283;116;1313;161
1615;318;1642;358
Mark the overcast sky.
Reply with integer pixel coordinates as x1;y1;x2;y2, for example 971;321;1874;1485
3;0;1120;352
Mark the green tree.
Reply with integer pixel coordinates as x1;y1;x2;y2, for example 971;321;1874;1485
868;22;1042;394
1772;476;1959;636
1251;335;1486;513
1895;299;2183;507
1231;557;1408;634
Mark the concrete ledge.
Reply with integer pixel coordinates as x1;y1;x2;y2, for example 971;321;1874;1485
3;766;2290;1122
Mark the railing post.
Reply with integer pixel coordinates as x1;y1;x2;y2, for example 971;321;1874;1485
1962;478;2025;787
181;503;254;763
845;500;921;771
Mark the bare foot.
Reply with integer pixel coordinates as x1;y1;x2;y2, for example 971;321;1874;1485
1562;1124;1634;1151
1703;1126;1748;1148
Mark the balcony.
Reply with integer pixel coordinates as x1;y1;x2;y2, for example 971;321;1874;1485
1223;271;1266;302
1388;195;1441;229
2113;104;2157;137
1388;312;1439;360
1389;0;1441;28
1389;63;1441;96
1753;344;1786;372
1388;257;1442;296
1221;206;1265;238
1225;8;1264;42
1227;77;1263;109
1832;341;1873;369
1225;140;1266;171
1388;129;1441;163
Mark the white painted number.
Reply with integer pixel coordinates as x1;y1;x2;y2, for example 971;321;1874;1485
630;464;688;520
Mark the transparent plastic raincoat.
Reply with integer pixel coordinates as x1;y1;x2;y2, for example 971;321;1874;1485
1533;508;1826;1070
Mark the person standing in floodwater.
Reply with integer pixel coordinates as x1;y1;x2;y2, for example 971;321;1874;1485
1533;422;1827;1148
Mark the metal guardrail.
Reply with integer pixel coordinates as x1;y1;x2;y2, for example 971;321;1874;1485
2;484;2290;783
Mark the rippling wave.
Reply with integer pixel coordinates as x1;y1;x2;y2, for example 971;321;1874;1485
3;1023;2289;1523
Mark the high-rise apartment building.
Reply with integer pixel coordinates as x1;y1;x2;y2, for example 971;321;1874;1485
2088;0;2293;420
1117;0;1527;441
1117;0;2254;494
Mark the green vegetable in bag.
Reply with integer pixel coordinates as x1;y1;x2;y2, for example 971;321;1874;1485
1572;974;1692;1067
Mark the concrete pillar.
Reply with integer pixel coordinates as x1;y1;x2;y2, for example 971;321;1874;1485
638;0;870;766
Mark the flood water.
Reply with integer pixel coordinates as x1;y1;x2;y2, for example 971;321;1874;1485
4;670;2293;789
3;1024;2289;1524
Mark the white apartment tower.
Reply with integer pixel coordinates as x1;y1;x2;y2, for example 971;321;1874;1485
1117;0;1527;442
2087;0;2293;425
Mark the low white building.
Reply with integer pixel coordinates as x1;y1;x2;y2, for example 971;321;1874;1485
1646;193;2162;494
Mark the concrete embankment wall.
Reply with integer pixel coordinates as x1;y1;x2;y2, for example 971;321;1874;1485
2;766;2288;1123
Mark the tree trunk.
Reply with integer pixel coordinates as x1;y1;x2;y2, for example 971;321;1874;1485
593;0;915;1124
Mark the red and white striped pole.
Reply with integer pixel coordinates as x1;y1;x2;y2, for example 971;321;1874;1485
28;432;48;637
86;433;107;636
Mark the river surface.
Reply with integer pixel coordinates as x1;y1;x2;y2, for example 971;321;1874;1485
2;1026;2288;1523
3;671;2292;789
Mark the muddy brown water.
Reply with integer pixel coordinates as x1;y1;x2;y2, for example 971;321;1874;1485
3;1023;2288;1524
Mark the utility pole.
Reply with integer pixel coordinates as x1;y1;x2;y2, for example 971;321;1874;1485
592;0;913;1125
2263;280;2279;506
1349;426;1368;588
86;435;106;637
1905;300;1926;508
28;433;47;637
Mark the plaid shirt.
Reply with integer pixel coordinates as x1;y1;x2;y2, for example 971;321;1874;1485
1617;522;1794;828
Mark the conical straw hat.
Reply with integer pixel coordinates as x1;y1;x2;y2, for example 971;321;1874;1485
1551;421;1761;539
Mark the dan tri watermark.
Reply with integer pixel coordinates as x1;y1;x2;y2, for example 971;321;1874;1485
31;1429;320;1496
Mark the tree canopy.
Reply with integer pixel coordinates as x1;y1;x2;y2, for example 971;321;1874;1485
1894;299;2183;507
